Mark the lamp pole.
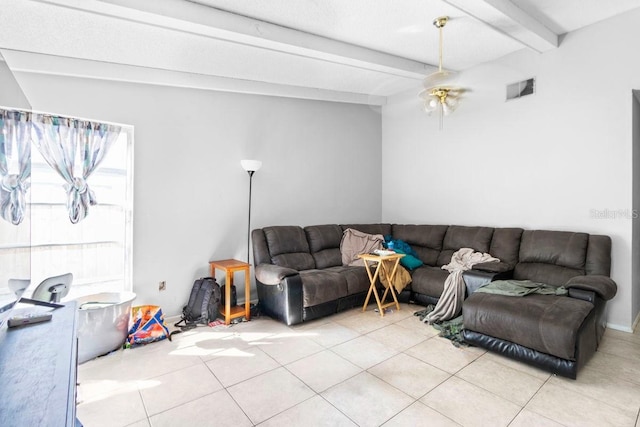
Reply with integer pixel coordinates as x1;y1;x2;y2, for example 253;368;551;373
246;169;254;263
240;160;262;264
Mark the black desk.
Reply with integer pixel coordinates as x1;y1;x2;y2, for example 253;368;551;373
0;303;78;427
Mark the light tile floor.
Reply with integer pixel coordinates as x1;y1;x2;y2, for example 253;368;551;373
77;303;640;427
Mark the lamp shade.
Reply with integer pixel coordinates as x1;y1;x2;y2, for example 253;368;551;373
241;159;262;172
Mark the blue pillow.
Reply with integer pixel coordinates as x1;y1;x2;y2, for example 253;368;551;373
392;247;423;270
385;237;421;259
400;254;423;270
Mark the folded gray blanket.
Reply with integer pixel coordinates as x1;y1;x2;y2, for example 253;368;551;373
424;248;499;323
475;279;567;297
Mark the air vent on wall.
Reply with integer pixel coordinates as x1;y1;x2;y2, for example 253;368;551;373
506;78;535;101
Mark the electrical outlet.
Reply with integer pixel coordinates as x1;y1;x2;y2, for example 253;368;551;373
159;281;166;291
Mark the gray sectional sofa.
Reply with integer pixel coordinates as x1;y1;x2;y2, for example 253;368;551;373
251;223;616;378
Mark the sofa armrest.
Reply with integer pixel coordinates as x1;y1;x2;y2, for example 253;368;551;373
565;275;617;301
463;270;501;296
567;288;597;304
255;263;299;285
471;262;513;274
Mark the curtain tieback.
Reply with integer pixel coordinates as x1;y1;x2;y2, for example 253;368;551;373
65;177;97;224
1;174;29;225
66;177;88;194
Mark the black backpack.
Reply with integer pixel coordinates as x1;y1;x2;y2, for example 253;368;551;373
174;277;221;331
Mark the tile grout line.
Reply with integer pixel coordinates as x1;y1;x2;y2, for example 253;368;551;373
79;306;640;427
505;373;569;427
544;361;640;415
286;311;416;426
172;333;282;425
136;387;151;426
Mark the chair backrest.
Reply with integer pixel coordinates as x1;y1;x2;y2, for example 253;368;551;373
8;279;30;297
31;273;73;303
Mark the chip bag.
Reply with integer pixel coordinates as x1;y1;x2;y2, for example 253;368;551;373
126;305;170;348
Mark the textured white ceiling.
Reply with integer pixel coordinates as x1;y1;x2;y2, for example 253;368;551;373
512;0;640;34
189;0;523;69
1;0;640;104
189;0;640;66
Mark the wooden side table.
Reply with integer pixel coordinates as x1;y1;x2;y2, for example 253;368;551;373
209;259;251;325
358;253;405;317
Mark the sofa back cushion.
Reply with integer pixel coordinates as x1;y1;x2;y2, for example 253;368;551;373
340;223;392;237
514;230;588;286
252;228;271;267
586;235;612;276
263;226;315;271
305;224;343;269
489;228;524;268
437;226;494;266
391;224;448;266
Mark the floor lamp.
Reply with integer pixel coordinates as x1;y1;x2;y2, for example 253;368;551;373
240;159;262;264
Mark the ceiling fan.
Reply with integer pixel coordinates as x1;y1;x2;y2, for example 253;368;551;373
418;16;465;129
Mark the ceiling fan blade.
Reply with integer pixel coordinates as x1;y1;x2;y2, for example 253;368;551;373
441;86;467;95
418;88;435;100
422;70;456;88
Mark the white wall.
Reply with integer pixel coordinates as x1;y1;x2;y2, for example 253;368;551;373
382;10;640;330
633;90;640;326
0;56;31;110
0;59;32;300
14;74;382;316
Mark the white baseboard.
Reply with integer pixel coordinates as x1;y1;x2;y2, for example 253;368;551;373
609;312;640;333
606;322;634;333
164;299;259;326
633;312;640;332
164;314;182;325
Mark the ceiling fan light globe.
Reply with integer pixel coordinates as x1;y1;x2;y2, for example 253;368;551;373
424;105;433;115
445;97;458;109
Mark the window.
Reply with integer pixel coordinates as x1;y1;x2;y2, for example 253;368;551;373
0;124;133;299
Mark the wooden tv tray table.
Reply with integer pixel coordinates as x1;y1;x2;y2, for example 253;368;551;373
358;252;405;317
209;259;251;325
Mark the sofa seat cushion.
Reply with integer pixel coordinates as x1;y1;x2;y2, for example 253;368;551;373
300;270;349;307
410;266;449;298
325;266;371;295
463;292;594;360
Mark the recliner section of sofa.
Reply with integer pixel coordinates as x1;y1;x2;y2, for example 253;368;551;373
253;224;388;325
252;223;616;378
462;229;615;378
